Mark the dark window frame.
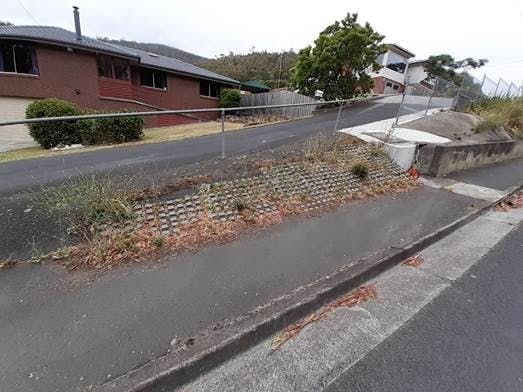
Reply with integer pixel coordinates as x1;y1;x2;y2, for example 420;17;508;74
0;42;39;75
200;80;221;98
97;55;130;81
139;68;168;90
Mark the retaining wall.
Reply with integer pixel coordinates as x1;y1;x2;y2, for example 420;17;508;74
417;140;523;176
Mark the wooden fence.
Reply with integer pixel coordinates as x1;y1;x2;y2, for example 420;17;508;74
240;90;317;118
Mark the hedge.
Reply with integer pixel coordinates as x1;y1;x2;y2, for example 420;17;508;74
26;99;144;148
26;98;84;149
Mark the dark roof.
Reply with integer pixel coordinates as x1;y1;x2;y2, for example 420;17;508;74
241;80;271;92
0;25;239;85
126;47;238;85
0;25;138;58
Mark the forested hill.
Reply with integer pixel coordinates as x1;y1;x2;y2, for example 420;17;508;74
98;38;208;65
196;51;298;88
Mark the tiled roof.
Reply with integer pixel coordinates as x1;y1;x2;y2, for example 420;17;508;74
0;25;138;58
0;25;239;85
127;47;239;84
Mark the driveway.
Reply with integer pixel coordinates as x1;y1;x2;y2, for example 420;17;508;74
0;97;37;152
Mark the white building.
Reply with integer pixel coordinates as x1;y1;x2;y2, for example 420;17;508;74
370;43;415;94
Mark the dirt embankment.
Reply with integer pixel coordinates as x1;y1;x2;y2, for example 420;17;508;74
401;111;514;144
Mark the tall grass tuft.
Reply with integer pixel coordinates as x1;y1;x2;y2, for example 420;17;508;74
468;97;523;138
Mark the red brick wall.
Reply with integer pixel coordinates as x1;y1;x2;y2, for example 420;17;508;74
0;46;101;107
0;44;225;126
372;77;386;94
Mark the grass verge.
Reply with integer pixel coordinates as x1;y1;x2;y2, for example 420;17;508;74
0;121;244;164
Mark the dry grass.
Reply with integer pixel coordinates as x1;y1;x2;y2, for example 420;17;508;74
402;255;424;267
46;174;417;272
272;286;377;351
469;97;523;138
495;191;523;211
0;258;18;271
143;121;244;143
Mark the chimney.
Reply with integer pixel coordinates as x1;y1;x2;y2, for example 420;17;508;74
73;6;82;41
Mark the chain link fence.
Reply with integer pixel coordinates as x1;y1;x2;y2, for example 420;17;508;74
393;72;522;126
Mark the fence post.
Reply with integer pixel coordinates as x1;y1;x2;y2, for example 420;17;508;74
424;78;438;115
493;78;501;97
333;101;343;134
392;93;406;127
220;109;225;159
479;74;486;98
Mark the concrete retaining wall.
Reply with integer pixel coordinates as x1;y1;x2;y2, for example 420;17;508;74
417;141;523;176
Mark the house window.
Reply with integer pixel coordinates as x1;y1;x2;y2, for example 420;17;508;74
200;80;221;98
385;51;407;74
113;58;129;80
386;82;392;87
392;84;399;90
0;42;39;75
97;55;113;78
140;68;167;90
97;55;129;80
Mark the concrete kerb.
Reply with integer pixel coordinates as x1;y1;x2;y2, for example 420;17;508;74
100;183;523;392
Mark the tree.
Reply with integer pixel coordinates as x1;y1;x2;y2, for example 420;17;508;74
425;54;488;85
0;21;14;26
291;13;387;100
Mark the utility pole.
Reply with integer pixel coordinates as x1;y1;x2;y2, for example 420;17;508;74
277;52;284;89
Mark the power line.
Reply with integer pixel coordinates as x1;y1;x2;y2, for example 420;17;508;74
16;0;39;25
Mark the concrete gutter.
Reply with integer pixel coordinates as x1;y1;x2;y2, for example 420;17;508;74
99;183;522;392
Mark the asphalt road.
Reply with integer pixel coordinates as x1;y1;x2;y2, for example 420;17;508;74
326;222;523;392
0;100;415;196
0;186;478;392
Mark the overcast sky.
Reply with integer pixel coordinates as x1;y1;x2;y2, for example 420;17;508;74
4;0;523;83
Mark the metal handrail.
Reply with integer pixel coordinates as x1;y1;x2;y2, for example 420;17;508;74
0;94;399;127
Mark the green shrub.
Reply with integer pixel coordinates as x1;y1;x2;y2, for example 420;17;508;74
83;111;144;145
220;89;241;108
351;162;369;179
26;98;84;148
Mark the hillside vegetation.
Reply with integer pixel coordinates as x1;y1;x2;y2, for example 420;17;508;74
98;38;208;65
197;51;298;88
469;97;523;138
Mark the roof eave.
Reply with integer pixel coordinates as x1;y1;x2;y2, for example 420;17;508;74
136;63;240;86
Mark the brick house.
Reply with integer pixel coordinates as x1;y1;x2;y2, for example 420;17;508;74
370;43;415;95
0;8;239;131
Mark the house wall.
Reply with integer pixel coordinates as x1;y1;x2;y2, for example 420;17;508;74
406;64;427;85
0;43;224;127
372;76;405;95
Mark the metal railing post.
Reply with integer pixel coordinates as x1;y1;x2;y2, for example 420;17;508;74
220;109;225;159
333;101;343;134
424;78;438;115
392;93;406;127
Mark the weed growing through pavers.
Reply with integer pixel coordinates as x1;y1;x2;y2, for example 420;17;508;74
351;162;369;179
34;175;137;240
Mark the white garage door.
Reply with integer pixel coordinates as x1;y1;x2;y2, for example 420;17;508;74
0;97;37;152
